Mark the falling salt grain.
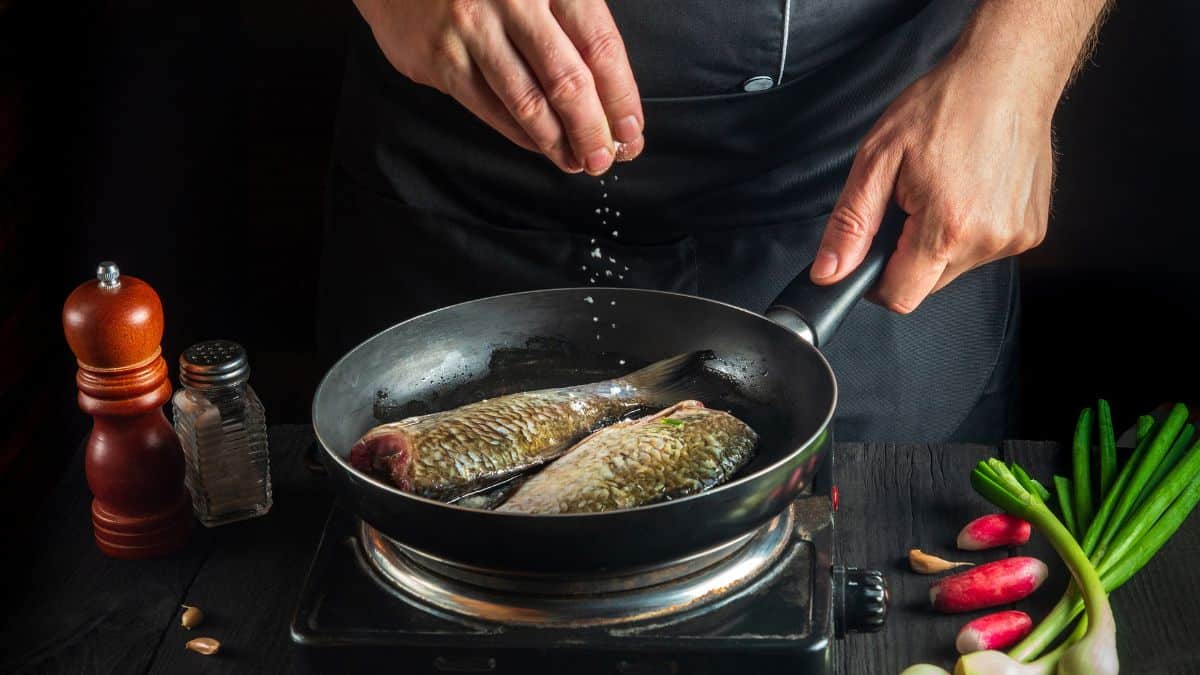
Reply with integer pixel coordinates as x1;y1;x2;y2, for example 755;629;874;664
581;265;587;271
608;257;616;263
612;230;619;237
593;316;599;322
600;179;605;186
591;247;602;258
605;270;613;277
584;296;594;304
613;175;619;181
623;265;629;271
603;193;608;198
618;359;626;365
610;323;617;328
604;207;610;213
610;300;616;306
615;211;621;217
595;208;602;214
618;274;625;280
590;237;596;244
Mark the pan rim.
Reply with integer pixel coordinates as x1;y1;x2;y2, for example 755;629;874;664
312;286;838;519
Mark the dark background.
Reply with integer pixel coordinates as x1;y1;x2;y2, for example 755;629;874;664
4;2;1198;509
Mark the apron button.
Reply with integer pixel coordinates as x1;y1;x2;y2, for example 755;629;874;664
741;75;775;92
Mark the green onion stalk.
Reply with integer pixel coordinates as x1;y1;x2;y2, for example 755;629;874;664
1011;428;1200;663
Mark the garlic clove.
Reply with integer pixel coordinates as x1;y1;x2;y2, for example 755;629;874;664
180;605;204;630
185;637;221;655
909;548;975;574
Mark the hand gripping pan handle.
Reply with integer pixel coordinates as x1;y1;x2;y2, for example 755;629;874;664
764;205;906;348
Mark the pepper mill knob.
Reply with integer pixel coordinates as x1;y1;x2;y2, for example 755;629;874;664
63;262;191;558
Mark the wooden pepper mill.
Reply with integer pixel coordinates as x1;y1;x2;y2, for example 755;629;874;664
63;262;191;558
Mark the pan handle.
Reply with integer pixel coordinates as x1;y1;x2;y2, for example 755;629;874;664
764;205;906;347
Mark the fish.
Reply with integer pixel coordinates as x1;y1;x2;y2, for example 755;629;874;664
496;400;757;514
348;351;713;501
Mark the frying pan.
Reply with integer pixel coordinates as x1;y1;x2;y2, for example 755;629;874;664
313;207;905;573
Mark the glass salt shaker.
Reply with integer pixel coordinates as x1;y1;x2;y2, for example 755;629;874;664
172;340;272;527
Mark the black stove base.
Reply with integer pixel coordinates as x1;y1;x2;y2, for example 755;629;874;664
290;456;886;675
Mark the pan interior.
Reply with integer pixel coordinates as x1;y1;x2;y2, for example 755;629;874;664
313;288;835;502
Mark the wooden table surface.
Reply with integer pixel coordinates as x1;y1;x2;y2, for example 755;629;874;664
3;426;1198;674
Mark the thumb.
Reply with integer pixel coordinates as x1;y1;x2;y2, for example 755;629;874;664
810;143;903;285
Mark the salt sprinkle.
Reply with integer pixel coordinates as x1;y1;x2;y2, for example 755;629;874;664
613;175;619;181
604;207;610;213
612;230;619;237
618;275;624;280
610;300;616;306
603;193;608;198
590;237;596;244
600;179;605;186
593;316;599;322
623;265;629;271
615;211;621;217
608;257;616;263
584;296;594;304
605;270;613;277
591;247;602;258
618;359;626;365
610;323;617;329
581;265;588;271
595;208;602;214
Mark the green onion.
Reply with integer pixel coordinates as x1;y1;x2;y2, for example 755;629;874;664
1132;423;1195;514
1072;407;1095;533
1054;475;1078;538
1091;403;1188;555
1009;403;1200;666
661;418;683;427
1137;414;1155;443
1080;418;1159;557
1097;399;1117;496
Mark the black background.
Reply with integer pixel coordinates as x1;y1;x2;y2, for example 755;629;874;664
13;2;1200;502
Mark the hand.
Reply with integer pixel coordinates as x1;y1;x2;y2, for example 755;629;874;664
355;0;644;175
809;52;1054;314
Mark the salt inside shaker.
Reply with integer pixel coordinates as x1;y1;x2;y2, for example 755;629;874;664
172;340;272;527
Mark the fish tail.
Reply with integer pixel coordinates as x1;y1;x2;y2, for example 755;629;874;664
620;350;717;408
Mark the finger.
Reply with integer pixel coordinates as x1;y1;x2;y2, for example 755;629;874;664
873;213;952;314
811;141;903;285
502;3;615;175
615;134;643;162
551;0;644;151
456;12;579;171
447;61;541;155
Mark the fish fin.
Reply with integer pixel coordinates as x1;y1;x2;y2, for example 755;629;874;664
621;350;717;408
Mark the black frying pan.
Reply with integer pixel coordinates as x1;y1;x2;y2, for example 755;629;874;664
312;207;905;573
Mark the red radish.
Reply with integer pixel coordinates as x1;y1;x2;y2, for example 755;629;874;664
929;556;1047;613
955;610;1034;653
957;513;1032;550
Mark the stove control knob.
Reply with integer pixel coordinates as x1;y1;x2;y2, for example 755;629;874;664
832;565;888;638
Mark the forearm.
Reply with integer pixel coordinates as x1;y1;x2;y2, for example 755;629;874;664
949;0;1113;113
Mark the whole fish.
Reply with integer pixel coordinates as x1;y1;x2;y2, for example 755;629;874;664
497;400;757;514
349;351;712;501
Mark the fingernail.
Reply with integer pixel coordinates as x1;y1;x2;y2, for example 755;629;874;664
811;249;838;279
615;136;642;162
613;115;641;143
585;147;613;175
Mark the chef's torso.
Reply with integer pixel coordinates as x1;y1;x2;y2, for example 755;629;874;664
323;0;1019;443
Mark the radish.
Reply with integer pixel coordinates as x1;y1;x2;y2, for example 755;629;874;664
929;557;1047;613
957;514;1031;550
956;611;1033;654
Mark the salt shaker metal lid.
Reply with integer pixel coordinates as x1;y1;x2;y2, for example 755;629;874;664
180;340;250;389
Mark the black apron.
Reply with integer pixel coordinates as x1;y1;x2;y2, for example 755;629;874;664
319;0;1018;443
